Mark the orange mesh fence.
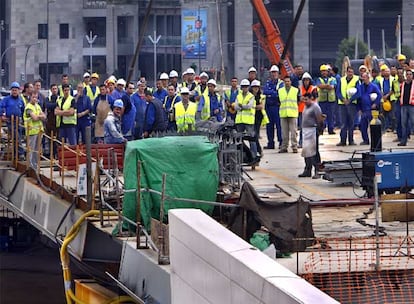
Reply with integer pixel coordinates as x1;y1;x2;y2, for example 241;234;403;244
301;236;414;303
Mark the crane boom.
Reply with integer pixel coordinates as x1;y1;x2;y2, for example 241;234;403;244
250;0;306;77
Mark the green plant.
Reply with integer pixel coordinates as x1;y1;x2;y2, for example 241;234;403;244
336;37;370;71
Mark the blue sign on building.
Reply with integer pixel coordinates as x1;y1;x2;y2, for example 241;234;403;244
181;9;207;60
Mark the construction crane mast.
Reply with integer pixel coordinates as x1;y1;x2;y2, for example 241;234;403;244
250;0;306;77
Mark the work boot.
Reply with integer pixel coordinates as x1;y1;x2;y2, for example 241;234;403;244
298;157;312;177
298;171;311;177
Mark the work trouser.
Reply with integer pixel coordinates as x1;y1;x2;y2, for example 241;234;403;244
236;123;257;160
401;105;414;145
319;102;335;133
280;117;298;150
360;110;372;143
265;105;282;147
339;104;357;144
59;126;77;146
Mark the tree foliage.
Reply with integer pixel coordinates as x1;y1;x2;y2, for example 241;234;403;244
335;37;370;69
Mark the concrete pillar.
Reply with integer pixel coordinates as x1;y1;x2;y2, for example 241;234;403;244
293;0;309;71
234;0;253;81
106;5;116;75
348;0;363;40
402;1;414;55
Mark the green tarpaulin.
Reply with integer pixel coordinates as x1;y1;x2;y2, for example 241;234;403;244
122;136;219;230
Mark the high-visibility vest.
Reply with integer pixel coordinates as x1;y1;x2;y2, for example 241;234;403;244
299;85;317;111
200;93;221;121
317;77;336;102
20;94;29;106
24;102;44;136
85;85;99;103
339;75;359;104
163;95;179;111
175;101;197;132
278;86;299;118
235;92;255;125
400;81;414;106
56;95;76;127
254;93;269;126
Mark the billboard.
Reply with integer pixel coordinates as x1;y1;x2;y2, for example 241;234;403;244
181;9;207;60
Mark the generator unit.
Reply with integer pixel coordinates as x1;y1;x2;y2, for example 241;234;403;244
362;151;414;196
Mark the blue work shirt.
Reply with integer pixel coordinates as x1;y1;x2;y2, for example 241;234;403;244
198;93;223;122
76;94;92;126
153;88;168;102
263;78;284;107
351;82;382;112
0;94;25;118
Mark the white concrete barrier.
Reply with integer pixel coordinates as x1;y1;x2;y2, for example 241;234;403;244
169;209;339;304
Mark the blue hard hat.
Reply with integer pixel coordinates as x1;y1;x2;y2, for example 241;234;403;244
113;99;124;108
10;81;20;89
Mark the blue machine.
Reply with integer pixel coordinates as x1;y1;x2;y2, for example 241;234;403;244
362;150;414;194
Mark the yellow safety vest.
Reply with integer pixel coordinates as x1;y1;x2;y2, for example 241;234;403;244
339;75;359;104
24;103;44;136
278;87;299;118
20;94;29;106
175;101;197;132
317;77;336;102
200;93;221;121
56;95;77;127
235;92;255;125
255;94;270;126
85;85;99;103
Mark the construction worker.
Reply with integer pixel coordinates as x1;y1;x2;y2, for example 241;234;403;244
398;69;414;146
224;76;239;122
174;87;197;133
298;93;323;179
58;74;74;96
33;79;46;110
350;72;381;145
55;84;77;145
247;66;257;83
106;76;116;96
397;54;407;70
195;72;209;102
143;89;167;138
93;84;112;143
235;79;258;163
131;80;147;139
159;72;169;89
85;73;100;103
153;79;168;102
299;72;318;148
197;79;223;122
120;82;137;140
24;93;46;169
104;99;127;144
250;80;268;158
111;78;126;100
376;65;396;132
290;65;304;88
74;83;91;144
163;84;181;131
82;72;91;88
278;76;300;153
336;66;359;146
45;84;59;157
21;82;33;105
0;82;25;159
182;68;197;91
316;64;337;134
168;70;180;92
263;65;284;149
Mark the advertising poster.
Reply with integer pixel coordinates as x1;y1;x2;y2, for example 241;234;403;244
182;9;207;59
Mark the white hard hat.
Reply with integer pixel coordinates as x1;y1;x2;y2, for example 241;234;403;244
180;87;190;94
186;68;195;75
207;79;217;86
251;80;261;87
240;79;250;86
200;72;209;79
107;75;117;84
270;65;279;72
347;88;357;97
160;73;169;80
83;72;91;78
116;78;126;86
248;66;257;73
169;70;178;78
302;72;312;80
370;93;378;101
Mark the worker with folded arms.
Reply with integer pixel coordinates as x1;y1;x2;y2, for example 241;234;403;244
350;72;381;145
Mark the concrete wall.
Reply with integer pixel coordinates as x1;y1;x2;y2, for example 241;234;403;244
169;209;339;304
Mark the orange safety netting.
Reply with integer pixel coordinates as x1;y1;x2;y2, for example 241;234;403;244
301;236;414;303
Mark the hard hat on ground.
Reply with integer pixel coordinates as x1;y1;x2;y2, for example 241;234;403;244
248;66;257;73
320;64;328;71
270;65;279;72
180;87;190;94
240;79;250;86
398;54;406;61
159;73;169;80
370;93;378;101
83;72;91;78
10;82;20;89
382;100;392;112
113;99;124;108
347;88;357;97
302;72;312;80
200;72;209;79
207;79;217;86
116;78;126;86
91;73;99;79
250;80;261;87
169;70;178;78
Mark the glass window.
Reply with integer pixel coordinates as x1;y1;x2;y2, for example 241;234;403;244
60;24;69;39
38;24;48;39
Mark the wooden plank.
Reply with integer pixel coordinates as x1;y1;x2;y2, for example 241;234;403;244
381;193;414;222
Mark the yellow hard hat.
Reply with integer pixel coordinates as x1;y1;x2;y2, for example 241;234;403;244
382;100;392;112
380;64;388;71
91;73;99;79
320;64;328;71
398;54;406;61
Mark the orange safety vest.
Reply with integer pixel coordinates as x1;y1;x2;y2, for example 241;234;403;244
299;85;317;113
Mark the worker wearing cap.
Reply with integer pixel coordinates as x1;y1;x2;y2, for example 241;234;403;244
24;92;46;168
168;70;181;92
55;84;77;145
350;72;381;145
85;73;100;103
195;72;209;102
398;69;414;146
104;99;127;144
153;79;168;102
277;76;300;153
235;79;258;163
131;80;147;139
263;65;284;149
248;67;257;83
224;76;239;122
74;83;92;144
58;74;74;97
197;79;223;122
375;65;398;132
174;87;197;133
316;64;337;134
336;66;359;146
143;89;167;138
163;84;181;131
0;82;25;158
